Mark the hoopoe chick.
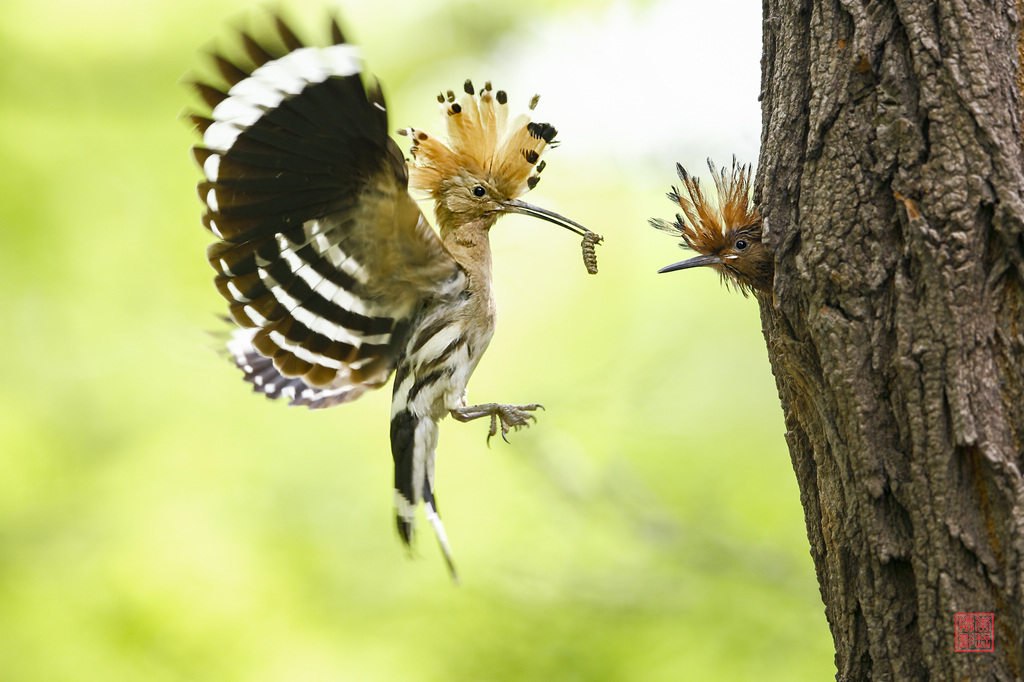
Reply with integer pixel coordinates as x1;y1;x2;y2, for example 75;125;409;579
188;13;601;580
650;158;772;295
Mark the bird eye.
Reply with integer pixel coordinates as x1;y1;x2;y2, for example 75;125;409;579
472;185;486;197
735;239;749;251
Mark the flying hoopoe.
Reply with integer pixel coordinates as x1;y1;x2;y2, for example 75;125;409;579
187;13;601;579
650;158;772;294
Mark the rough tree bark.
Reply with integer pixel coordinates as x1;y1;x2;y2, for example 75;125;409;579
758;0;1024;678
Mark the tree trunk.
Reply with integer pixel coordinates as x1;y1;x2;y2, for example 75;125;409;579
758;0;1024;678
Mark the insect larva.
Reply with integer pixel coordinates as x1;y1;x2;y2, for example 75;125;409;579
581;231;602;275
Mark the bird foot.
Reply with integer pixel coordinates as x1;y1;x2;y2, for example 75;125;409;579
451;402;544;444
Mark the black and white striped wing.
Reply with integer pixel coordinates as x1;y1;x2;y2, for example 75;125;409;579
189;15;459;408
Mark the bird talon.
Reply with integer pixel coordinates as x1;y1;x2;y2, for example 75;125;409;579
485;413;500;446
459;402;543;444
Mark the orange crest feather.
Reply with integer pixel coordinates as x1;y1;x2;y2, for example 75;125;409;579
400;81;556;200
652;157;758;254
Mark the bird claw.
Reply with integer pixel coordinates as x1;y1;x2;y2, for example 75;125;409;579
486;403;543;445
452;402;543;445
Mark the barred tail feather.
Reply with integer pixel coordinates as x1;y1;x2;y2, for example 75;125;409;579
424;489;458;583
390;408;457;580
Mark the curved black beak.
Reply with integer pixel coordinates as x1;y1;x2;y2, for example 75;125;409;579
500;198;594;237
658;253;723;274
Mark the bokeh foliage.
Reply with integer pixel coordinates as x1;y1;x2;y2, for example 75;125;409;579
0;0;834;679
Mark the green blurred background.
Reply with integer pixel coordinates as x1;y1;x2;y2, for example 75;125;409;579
0;0;835;679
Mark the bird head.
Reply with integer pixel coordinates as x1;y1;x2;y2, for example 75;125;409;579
650;158;772;295
399;80;592;240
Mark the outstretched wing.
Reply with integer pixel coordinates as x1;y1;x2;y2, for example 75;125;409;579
189;14;460;408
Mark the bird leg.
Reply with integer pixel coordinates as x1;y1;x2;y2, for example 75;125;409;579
451;402;544;444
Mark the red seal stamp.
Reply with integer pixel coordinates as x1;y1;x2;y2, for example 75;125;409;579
954;613;994;653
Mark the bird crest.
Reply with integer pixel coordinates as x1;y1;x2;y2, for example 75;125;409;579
399;80;556;201
651;157;758;255
651;157;771;295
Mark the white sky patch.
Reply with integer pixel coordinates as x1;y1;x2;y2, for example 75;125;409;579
471;0;763;174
